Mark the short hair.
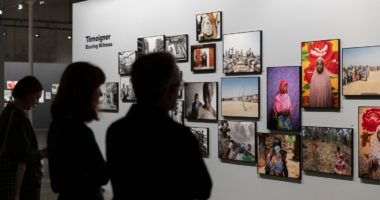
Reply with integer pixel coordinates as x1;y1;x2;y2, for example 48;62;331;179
131;52;178;103
51;62;105;122
12;76;43;99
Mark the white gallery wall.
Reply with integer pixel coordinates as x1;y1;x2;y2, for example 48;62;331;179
73;0;380;199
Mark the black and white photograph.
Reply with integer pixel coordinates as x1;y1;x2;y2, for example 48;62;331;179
165;34;188;62
52;83;59;95
118;50;136;76
178;71;183;99
169;100;184;125
137;35;165;57
4;90;13;102
99;82;119;112
120;77;136;102
190;127;209;156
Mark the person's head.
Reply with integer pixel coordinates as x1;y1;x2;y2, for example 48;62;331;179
131;52;180;111
12;76;43;110
51;62;105;122
279;80;288;94
194;93;199;103
203;82;213;107
316;57;325;74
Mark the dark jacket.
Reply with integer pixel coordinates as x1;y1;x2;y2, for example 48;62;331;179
106;103;212;200
47;118;108;199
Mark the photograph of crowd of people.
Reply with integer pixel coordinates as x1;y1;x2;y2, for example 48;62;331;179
168;100;184;125
223;31;261;74
342;45;380;96
165;34;188;62
257;133;301;179
218;120;255;162
359;107;380;180
191;44;216;72
301;39;340;109
99;82;119;112
185;82;218;121
190;127;209;156
302;126;353;176
267;66;301;131
137;35;165;57
118;50;136;76
196;11;222;42
120;77;136;102
221;77;259;118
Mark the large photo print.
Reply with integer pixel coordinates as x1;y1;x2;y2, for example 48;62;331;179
185;82;218;121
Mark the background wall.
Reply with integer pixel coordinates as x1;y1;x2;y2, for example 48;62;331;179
73;0;380;199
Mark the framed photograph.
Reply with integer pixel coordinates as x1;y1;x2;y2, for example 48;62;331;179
51;83;59;95
343;45;380;96
218;120;256;163
185;82;218;122
196;11;222;42
257;132;301;179
165;34;188;62
99;82;119;112
358;106;380;180
301;39;340;109
6;80;17;90
178;71;183;99
120;77;136;102
190;127;209;156
267;66;301;131
223;31;262;74
169;100;184;125
137;35;165;57
221;77;259;118
302;126;353;176
191;43;216;73
118;50;136;76
4;90;13;102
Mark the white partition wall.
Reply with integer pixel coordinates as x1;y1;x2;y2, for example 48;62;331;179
73;0;380;199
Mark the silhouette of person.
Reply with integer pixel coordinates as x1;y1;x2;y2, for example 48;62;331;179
47;62;108;200
309;58;332;107
190;93;203;119
0;76;46;200
106;52;212;199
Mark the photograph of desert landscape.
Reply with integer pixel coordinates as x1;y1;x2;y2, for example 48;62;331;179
221;77;259;118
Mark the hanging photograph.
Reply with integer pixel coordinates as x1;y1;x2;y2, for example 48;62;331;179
301;39;340;109
343;45;380;96
267;66;301;131
218;120;256;163
168;100;184;125
190;127;209;156
302;126;353;176
6;80;17;90
99;82;119;112
257;132;301;179
223;31;262;74
359;106;380;180
4;90;13;102
191;43;216;73
185;82;218;122
178;71;183;99
118;50;136;76
196;11;222;42
51;83;59;95
221;77;259;118
165;34;188;62
137;35;165;57
120;77;136;102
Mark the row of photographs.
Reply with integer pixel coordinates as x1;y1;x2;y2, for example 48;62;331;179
186;118;380;182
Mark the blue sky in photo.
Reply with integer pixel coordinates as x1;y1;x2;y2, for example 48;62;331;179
343;46;380;67
222;77;259;98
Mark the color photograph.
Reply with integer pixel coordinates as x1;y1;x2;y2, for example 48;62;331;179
257;133;301;179
302;126;353;176
196;11;222;42
223;31;262;74
301;39;340;109
191;127;209;156
359;107;380;180
185;82;218;122
218;120;255;163
191;44;216;73
267;66;301;131
221;77;259;118
343;45;380;96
